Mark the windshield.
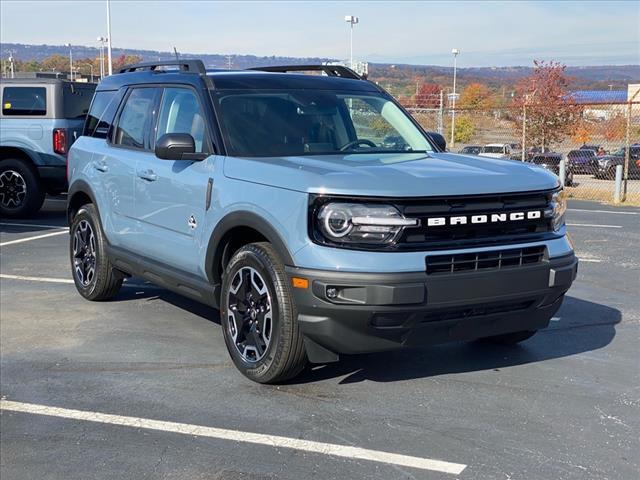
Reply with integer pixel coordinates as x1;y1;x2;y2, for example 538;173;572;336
212;89;433;157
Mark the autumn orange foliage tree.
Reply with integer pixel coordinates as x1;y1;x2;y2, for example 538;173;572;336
459;83;494;110
513;60;581;152
413;83;441;108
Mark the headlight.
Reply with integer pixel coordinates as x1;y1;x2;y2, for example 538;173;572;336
546;190;566;231
316;203;419;245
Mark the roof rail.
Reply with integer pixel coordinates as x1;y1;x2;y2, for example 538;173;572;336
248;65;363;80
118;60;206;75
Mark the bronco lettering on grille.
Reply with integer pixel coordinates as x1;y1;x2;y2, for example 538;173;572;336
427;210;542;227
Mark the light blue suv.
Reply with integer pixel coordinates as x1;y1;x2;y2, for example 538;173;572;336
0;78;95;217
67;61;577;383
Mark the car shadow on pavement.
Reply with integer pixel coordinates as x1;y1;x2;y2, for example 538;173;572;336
288;296;621;385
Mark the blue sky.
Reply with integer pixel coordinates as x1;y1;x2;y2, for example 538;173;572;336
1;0;638;66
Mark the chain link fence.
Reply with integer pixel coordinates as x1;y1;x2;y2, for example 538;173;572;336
393;89;640;204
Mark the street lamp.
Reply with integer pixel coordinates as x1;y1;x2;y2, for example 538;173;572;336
344;15;359;69
450;48;460;147
106;0;113;75
65;43;73;81
80;63;95;82
97;36;108;79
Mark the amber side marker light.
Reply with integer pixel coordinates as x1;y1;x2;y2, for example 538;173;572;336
292;277;309;289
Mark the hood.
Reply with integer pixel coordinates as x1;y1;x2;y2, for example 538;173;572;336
223;152;560;197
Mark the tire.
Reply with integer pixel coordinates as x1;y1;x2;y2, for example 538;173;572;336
69;204;123;301
220;242;307;384
0;158;45;218
478;330;537;345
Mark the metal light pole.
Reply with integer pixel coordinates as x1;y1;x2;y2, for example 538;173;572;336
450;48;459;147
65;43;73;81
97;36;107;79
106;0;113;75
344;15;359;69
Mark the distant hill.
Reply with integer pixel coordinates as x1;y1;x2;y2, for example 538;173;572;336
2;42;639;90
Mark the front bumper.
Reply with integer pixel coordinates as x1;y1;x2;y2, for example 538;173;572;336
287;253;577;362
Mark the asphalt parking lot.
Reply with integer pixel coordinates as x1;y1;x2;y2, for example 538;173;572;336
1;198;638;480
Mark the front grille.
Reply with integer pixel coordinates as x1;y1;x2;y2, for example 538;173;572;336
426;246;546;275
421;300;535;324
396;190;556;250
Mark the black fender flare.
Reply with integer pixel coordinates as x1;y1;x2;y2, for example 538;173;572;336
66;180;100;225
205;211;295;283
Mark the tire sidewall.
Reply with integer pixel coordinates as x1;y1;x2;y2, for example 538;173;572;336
220;247;288;382
0;159;44;218
69;205;105;299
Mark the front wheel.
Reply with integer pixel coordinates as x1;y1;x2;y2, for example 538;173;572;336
221;242;307;383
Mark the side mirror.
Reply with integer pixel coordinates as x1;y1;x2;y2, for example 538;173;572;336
427;132;447;152
155;133;205;160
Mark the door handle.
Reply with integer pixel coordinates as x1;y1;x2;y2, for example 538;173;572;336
93;161;108;173
137;169;158;182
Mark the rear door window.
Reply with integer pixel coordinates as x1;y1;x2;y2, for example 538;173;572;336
114;88;160;150
2;87;47;116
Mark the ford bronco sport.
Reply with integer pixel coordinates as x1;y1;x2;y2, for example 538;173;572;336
67;61;577;383
0;78;95;217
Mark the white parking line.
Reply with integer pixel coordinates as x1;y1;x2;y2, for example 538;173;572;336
566;223;622;229
0;400;466;475
578;258;602;263
0;222;68;229
0;274;74;284
569;208;638;215
0;229;68;247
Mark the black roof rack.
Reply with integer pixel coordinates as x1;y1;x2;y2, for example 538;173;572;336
248;65;363;80
118;60;206;75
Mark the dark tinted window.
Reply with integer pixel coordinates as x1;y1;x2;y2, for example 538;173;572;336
2;87;46;116
156;88;207;152
114;88;158;149
63;83;95;119
84;90;121;138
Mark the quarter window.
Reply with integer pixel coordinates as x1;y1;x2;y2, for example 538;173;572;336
2;87;47;116
114;88;158;149
156;88;207;153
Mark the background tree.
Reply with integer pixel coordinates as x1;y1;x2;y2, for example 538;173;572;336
413;83;441;108
513;60;580;152
459;82;494;110
448;116;475;143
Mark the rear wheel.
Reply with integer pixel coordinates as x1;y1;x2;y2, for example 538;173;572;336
221;242;307;383
69;204;123;301
0;159;45;218
478;330;537;345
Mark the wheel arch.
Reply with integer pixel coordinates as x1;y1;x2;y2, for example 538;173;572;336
0;146;40;172
67;180;100;225
206;211;295;284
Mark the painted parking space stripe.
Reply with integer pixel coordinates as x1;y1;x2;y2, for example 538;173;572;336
566;223;622;229
0;274;74;284
0;222;68;229
569;208;638;215
578;258;602;263
0;274;162;292
0;229;68;247
0;400;467;475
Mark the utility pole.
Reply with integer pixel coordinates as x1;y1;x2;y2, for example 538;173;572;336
106;0;113;75
450;48;460;147
65;43;73;81
345;15;359;69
